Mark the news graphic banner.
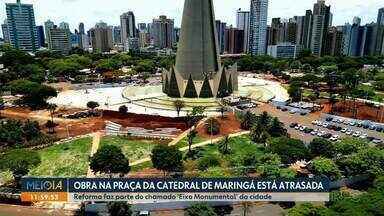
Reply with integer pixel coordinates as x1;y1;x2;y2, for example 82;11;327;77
21;178;330;202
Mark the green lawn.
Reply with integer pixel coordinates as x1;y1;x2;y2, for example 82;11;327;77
174;135;208;149
100;136;168;162
29;137;92;177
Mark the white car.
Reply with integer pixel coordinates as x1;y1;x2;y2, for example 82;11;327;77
353;131;361;137
346;129;353;135
295;125;301;130
300;126;307;131
360;134;368;139
322;123;329;128
330;135;339;141
341;128;347;133
311;129;319;136
316;121;323;126
312;120;318;125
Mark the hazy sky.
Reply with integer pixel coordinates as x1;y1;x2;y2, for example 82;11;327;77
0;0;383;33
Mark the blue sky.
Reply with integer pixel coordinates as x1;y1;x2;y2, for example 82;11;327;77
0;0;383;32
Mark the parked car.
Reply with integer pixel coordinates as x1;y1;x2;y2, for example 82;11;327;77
290;123;298;128
346;129;353;135
353;131;361;137
326;117;333;122
323;133;332;139
341;128;347;133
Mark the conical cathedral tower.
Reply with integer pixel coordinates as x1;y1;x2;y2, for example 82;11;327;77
162;0;238;98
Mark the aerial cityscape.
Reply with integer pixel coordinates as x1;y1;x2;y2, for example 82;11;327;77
0;0;383;215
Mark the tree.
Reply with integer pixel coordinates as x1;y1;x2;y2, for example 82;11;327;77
205;117;220;135
8;80;57;109
288;81;303;102
89;145;131;177
213;205;233;216
187;129;197;153
87;101;100;111
310;157;341;180
107;202;132;216
334;138;368;156
250;123;270;144
267;137;309;164
0;97;4;119
337;148;384;177
218;135;231;155
268;117;287;137
256;153;283;178
217;105;227;119
118;105;128;115
139;72;150;83
238;111;256;130
151;145;183;175
47;103;57;126
309;138;336;158
0;149;41;186
173;100;185;117
45;120;58;134
185;203;217;216
287;203;332;216
22;120;41;141
198;154;221;171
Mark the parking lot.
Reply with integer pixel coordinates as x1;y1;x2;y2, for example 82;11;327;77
253;104;384;144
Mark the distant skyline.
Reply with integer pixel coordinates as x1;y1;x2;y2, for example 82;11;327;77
0;0;383;33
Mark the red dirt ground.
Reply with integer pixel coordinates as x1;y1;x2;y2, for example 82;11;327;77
322;100;384;123
2;108;188;139
196;112;242;139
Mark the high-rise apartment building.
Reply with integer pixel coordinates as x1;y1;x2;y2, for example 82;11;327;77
310;0;332;56
112;26;122;45
44;20;54;43
120;11;137;50
236;9;250;53
375;8;384;55
225;27;245;54
151;15;174;49
90;22;113;53
1;20;10;43
48;26;71;54
5;0;38;52
79;23;85;35
36;25;45;48
215;20;226;54
249;0;268;55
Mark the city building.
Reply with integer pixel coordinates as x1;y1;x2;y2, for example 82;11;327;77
36;25;45;47
151;15;174;49
236;9;250;53
215;20;226;54
47;26;71;54
249;0;269;55
44;20;54;43
79;22;85;35
162;0;238;98
225;27;245;54
294;16;305;45
90;22;113;53
112;26;122;45
120;11;137;51
5;0;39;52
323;26;343;56
310;0;332;56
303;10;313;48
375;8;384;55
1;20;10;43
267;42;302;59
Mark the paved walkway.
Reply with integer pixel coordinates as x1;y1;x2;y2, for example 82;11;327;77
87;132;102;177
130;130;249;166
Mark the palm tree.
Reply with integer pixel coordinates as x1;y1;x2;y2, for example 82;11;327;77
0;97;4;119
47;103;58;123
173;100;185;117
217;105;227;119
218;135;231;155
187;129;197;153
